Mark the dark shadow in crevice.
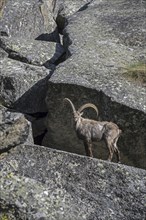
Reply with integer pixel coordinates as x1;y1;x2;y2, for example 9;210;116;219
27;112;48;118
0;145;15;154
9;74;51;114
8;51;32;64
35;27;60;43
0;31;9;36
5;76;51;146
78;0;93;12
34;129;47;145
56;15;68;35
43;51;66;69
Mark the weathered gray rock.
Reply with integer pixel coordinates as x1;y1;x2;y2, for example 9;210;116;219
0;0;59;41
52;0;146;112
0;36;65;66
53;0;94;37
53;0;92;18
32;117;47;137
0;57;51;113
0;144;146;219
44;0;146;169
26;114;47;145
0;47;8;59
0;106;33;151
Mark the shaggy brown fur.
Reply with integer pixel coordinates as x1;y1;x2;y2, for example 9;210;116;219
64;98;121;163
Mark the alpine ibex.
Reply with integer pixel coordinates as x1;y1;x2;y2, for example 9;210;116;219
64;98;121;163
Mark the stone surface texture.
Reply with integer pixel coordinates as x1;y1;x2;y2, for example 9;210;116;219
0;37;65;66
0;0;58;41
0;144;146;220
0;58;51;113
0;106;33;151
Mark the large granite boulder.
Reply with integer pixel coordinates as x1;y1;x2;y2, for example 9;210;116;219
0;0;59;41
0;57;51;113
0;105;33;152
0;36;65;67
53;0;92;18
44;0;146;169
0;47;7;60
0;144;146;220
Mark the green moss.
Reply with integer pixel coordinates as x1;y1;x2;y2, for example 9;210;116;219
0;213;9;220
123;62;146;86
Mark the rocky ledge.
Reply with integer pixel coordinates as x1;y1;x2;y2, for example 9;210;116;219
0;144;146;220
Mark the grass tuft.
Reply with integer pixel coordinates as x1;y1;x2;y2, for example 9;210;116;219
0;0;7;18
122;62;146;86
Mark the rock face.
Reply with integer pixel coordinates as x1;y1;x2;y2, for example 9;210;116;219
0;105;33;152
0;37;65;67
0;0;58;41
0;58;51;112
0;144;146;220
44;0;146;169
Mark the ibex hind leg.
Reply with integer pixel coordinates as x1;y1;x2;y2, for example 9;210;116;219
105;138;114;162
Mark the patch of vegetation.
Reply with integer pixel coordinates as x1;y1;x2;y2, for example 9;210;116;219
0;213;9;220
122;62;146;86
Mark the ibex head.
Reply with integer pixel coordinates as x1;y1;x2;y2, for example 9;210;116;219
64;98;99;122
64;98;82;122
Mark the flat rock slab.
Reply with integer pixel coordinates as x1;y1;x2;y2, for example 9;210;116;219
0;58;51;113
50;0;146;113
54;0;92;18
0;144;146;219
0;106;33;151
0;0;58;41
0;47;8;59
0;37;65;67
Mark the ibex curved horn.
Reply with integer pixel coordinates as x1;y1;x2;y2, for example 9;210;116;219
78;103;99;117
64;98;76;114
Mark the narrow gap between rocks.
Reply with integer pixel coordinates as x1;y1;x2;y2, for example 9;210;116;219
0;9;69;151
78;0;94;12
24;12;69;146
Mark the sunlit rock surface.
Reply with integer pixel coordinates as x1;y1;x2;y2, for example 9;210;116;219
0;144;146;220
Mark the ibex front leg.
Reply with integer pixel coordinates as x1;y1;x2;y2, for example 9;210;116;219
84;140;93;157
